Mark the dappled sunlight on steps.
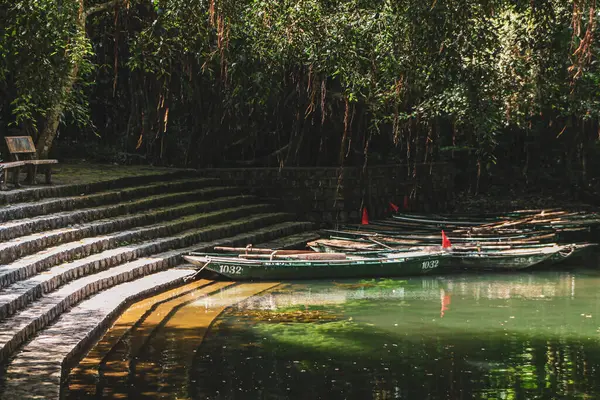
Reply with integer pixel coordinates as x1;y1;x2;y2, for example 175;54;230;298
0;169;314;399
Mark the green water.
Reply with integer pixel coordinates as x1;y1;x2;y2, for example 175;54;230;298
191;270;600;400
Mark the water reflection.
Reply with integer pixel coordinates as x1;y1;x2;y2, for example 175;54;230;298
192;271;600;400
64;270;600;399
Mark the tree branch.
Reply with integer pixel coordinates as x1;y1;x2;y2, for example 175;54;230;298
85;0;124;18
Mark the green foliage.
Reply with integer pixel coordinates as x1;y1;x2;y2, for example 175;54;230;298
1;0;600;187
0;0;93;133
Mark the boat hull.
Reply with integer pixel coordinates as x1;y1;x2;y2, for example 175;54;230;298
448;244;592;270
183;253;448;280
449;252;555;270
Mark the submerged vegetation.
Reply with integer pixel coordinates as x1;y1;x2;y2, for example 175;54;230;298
1;1;600;191
186;274;600;399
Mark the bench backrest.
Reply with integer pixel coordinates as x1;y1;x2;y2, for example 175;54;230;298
5;136;36;161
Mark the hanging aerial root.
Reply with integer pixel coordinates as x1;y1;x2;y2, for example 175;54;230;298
339;97;350;164
320;79;327;126
570;0;596;81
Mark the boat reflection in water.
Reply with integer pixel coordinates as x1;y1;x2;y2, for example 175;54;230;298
65;269;600;400
239;271;574;310
193;271;600;400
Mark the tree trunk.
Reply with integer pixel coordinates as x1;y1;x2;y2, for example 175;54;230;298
36;64;80;159
36;0;122;159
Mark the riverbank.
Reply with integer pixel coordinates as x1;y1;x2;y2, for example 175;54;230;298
0;163;315;399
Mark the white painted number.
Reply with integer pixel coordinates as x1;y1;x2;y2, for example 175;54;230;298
219;265;243;275
421;260;439;270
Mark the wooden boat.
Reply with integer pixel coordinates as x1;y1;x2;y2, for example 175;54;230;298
393;209;562;221
449;244;593;270
380;209;600;237
324;229;558;245
307;238;383;253
329;227;544;239
308;238;560;254
543;243;598;264
183;247;449;280
391;213;487;227
307;239;597;270
342;216;593;244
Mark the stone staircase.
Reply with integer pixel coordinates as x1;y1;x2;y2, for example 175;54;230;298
0;169;315;381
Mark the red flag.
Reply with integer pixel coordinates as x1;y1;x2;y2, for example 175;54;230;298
403;195;409;210
389;202;399;212
361;208;369;225
442;230;451;248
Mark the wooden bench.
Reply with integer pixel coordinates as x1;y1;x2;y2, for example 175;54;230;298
0;136;58;189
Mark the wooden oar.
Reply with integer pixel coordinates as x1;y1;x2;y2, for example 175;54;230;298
240;253;347;260
214;246;274;254
366;237;394;250
213;246;316;256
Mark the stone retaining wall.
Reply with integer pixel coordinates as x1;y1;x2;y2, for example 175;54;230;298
196;163;454;224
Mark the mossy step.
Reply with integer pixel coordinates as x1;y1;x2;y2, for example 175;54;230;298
0;204;280;290
0;194;257;264
0;220;311;367
0;217;308;323
0;169;200;206
0;177;223;223
0;186;242;242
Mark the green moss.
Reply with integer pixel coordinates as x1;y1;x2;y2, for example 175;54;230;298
253;319;376;355
232;308;339;323
52;162;185;185
356;278;408;288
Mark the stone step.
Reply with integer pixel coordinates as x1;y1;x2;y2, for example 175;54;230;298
0;269;194;400
65;277;224;398
0;194;256;264
0;185;241;242
0;269;195;400
0;220;311;367
0;204;280;290
0;168;199;206
100;283;281;399
66;279;235;399
0;214;305;321
0;177;221;223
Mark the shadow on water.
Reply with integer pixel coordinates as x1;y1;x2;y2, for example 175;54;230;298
191;322;600;400
62;265;600;400
190;270;600;400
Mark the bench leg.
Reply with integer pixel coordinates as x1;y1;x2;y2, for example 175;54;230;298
25;165;37;185
0;167;6;191
12;166;21;188
45;166;52;184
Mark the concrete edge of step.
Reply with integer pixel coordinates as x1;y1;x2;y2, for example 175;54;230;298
0;259;192;365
